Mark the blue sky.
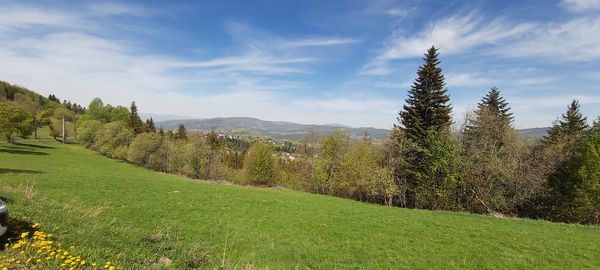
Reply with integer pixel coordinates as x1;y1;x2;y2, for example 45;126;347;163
0;0;599;129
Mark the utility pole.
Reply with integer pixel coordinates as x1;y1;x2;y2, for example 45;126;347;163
62;116;66;144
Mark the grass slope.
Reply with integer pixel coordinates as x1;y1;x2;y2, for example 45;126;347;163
1;141;599;269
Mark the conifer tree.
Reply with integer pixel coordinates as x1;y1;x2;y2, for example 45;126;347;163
146;118;156;133
128;101;145;134
461;88;523;214
544;100;588;144
398;46;452;143
464;87;514;146
175;124;187;140
478;87;512;122
391;46;455;208
592;116;600;131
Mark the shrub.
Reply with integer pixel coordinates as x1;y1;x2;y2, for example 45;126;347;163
127;132;163;167
243;142;276;186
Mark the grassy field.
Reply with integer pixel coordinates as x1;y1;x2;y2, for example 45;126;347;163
0;140;599;269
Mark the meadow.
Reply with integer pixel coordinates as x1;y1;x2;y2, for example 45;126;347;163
0;140;599;269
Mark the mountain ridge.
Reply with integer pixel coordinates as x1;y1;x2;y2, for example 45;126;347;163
157;117;550;141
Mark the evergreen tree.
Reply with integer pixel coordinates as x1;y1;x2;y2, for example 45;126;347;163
391;46;454;208
398;46;452;143
546;129;600;224
592;116;600;131
175;124;187;140
477;87;512;122
128;101;145;134
158;127;164;136
146;117;156;133
544;100;588;144
461;89;523;214
464;87;514;147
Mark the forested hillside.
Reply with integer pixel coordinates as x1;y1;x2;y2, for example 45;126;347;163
0;81;84;142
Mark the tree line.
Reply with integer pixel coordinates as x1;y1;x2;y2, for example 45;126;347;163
1;47;598;225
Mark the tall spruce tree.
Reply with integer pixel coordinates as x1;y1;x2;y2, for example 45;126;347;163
544;100;588;144
146;117;156;133
391;46;457;209
398;46;452;143
128;101;145;134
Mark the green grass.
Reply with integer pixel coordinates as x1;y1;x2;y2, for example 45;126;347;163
1;140;599;269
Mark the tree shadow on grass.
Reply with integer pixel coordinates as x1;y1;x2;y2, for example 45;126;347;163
14;142;55;149
0;149;48;155
0;168;45;175
0;217;37;251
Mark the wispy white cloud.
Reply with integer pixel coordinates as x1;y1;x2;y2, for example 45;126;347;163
561;0;600;12
294;97;397;113
281;37;361;48
87;2;151;17
362;14;534;75
0;5;84;33
446;73;491;87
500;17;600;61
0;4;382;127
362;0;413;17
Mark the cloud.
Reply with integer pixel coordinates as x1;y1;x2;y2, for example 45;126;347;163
500;17;600;61
87;2;150;17
281;37;361;48
446;73;491;87
362;14;534;75
361;0;413;17
0;5;83;33
294;97;398;113
561;0;600;12
0;4;390;128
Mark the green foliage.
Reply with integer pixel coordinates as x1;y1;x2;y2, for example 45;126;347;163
477;87;513;123
315;131;349;194
92;121;134;159
341;138;398;205
414;129;463;210
546;129;600;224
77;119;103;147
461;90;526;214
175;124;187;140
110;106;130;122
145;117;156;133
0;102;32;142
128;101;145;134
127;132;164;167
87;98;112;122
544;100;588;144
243;142;276;186
398;46;452;143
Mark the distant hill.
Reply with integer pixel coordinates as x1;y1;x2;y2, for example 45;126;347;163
157;117;391;140
157;117;551;142
517;127;550;140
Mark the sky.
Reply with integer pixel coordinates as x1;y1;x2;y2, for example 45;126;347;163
0;0;599;129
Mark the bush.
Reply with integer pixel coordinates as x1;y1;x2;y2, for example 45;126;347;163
92;121;134;159
77;119;103;147
243;142;276;186
127;132;163;167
